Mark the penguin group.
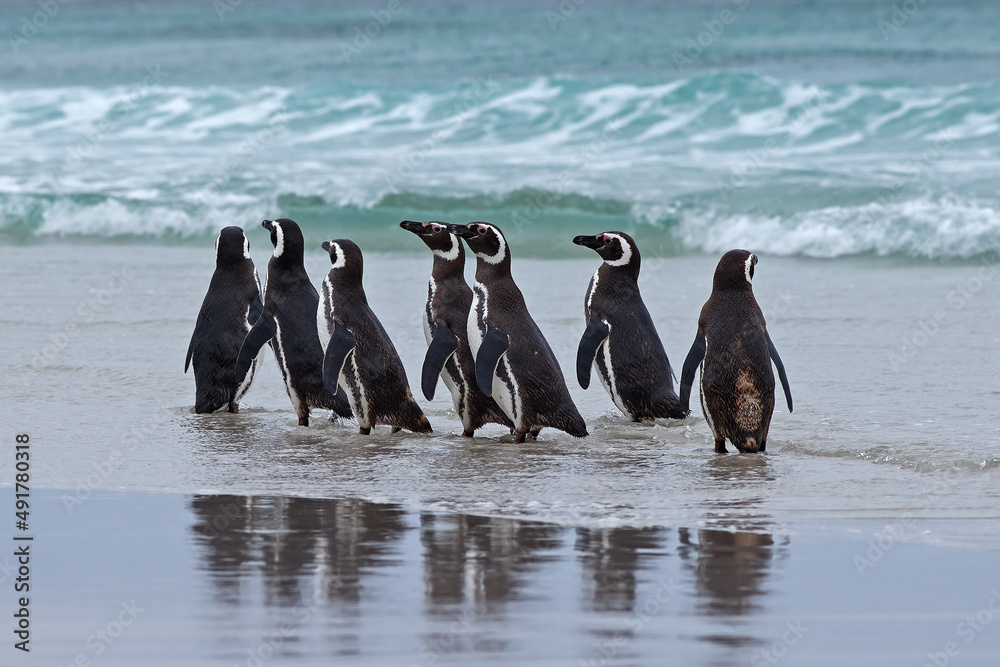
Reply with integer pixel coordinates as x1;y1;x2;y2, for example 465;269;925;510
186;220;792;452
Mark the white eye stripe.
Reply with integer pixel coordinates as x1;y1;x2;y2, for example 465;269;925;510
329;242;346;269
432;234;460;261
604;233;632;267
476;226;507;265
272;223;284;258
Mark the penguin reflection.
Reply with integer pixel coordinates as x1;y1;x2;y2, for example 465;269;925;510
576;527;668;613
419;513;562;609
189;495;407;607
677;526;787;618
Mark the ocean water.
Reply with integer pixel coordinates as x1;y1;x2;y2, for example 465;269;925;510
1;0;1000;665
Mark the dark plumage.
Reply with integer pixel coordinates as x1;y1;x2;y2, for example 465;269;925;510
186;226;262;414
679;250;793;453
235;218;352;426
448;222;587;443
399;220;513;436
573;231;685;421
318;238;431;435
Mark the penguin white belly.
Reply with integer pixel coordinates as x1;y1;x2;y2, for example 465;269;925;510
440;357;467;424
468;283;488;358
595;334;633;421
234;311;257;401
338;351;369;427
423;278;436;346
317;278;334;353
271;319;301;416
491;356;521;427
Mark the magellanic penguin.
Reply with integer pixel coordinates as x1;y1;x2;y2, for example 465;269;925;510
678;250;793;453
317;239;432;435
185;226;264;414
573;232;686;421
447;222;587;443
399;221;514;436
235;218;353;426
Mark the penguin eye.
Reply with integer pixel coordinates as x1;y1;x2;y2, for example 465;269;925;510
477;225;488;235
430;223;444;233
601;235;611;245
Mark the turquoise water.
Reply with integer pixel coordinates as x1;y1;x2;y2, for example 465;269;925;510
2;0;999;257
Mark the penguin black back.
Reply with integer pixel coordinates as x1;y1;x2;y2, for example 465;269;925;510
399;220;513;436
186;226;263;413
679;250;792;453
573;232;685;421
449;222;587;442
235;218;352;426
318;239;431;434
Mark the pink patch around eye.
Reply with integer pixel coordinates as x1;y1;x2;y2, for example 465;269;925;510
601;235;611;244
477;225;488;235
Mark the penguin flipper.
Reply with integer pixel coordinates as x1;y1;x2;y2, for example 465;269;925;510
766;332;793;413
184;334;194;373
322;324;357;396
421;325;458;401
576;312;609;390
679;333;706;413
475;325;509;397
235;309;276;382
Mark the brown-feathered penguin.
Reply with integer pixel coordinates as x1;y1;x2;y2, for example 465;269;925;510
573;232;686;421
234;218;353;426
185;226;263;414
679;250;793;453
399;220;514;436
447;222;587;443
317;239;431;435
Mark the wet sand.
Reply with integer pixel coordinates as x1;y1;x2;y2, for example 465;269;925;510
4;487;998;666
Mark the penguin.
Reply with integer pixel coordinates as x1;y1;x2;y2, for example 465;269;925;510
317;239;432;435
446;222;587;443
185;226;263;414
235;218;353;426
399;220;514;437
573;232;686;421
678;250;793;453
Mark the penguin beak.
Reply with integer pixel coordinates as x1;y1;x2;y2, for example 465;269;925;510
573;234;606;250
400;220;429;235
262;219;274;231
446;223;476;239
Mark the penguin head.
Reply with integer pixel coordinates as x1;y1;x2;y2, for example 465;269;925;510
262;218;304;264
447;222;508;266
713;249;758;290
573;232;640;271
321;239;364;285
215;226;252;266
399;220;463;261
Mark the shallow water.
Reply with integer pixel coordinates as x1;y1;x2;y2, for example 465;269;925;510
2;244;998;544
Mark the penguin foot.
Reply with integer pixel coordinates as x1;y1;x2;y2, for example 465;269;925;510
513;430;528;444
462;429;475;437
759;441;766;452
714;439;728;453
359;427;371;435
391;426;402;434
297;408;310;427
529;428;541;440
228;402;239;414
